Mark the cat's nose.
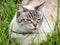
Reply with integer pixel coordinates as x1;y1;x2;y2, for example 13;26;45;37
31;20;38;27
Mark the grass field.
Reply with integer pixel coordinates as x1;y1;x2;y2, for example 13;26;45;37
0;0;60;45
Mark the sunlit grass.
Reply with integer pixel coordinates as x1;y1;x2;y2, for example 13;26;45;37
0;0;60;45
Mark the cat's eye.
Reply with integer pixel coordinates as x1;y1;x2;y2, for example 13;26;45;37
21;19;25;22
23;9;28;12
22;19;25;20
17;19;25;23
26;19;31;21
37;19;40;20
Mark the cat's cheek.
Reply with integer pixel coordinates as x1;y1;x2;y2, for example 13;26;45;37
26;24;34;29
36;23;40;26
17;21;25;26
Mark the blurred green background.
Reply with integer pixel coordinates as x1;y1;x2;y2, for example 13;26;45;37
0;0;60;45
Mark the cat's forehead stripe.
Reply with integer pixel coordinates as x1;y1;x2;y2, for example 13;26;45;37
28;10;39;18
29;11;33;18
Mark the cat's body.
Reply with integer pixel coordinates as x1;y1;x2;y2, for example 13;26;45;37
9;0;57;45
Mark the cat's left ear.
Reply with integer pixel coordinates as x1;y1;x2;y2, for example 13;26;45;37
35;1;45;10
17;4;24;12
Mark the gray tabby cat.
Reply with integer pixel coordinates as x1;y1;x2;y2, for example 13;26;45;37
9;0;57;45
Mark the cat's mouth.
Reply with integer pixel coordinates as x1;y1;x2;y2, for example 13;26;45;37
31;28;38;30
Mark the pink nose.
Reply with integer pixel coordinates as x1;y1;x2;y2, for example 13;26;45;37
31;20;37;27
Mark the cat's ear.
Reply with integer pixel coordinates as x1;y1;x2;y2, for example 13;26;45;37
35;1;45;10
17;4;24;12
17;4;28;12
16;4;22;18
17;4;28;18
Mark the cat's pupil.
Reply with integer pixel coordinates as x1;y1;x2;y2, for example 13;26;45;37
38;19;40;20
23;8;28;12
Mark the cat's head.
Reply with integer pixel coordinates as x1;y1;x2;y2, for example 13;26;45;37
16;2;44;30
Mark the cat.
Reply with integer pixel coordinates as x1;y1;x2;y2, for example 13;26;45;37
9;0;57;45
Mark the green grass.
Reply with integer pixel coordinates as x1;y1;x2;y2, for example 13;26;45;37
0;0;60;45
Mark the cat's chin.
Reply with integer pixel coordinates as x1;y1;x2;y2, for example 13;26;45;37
29;28;38;30
26;26;38;30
